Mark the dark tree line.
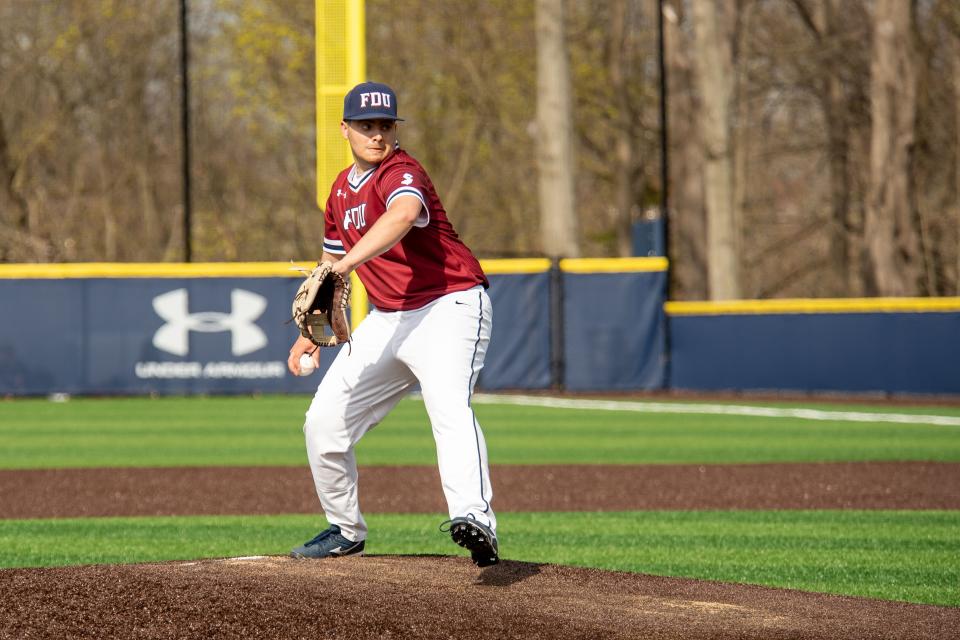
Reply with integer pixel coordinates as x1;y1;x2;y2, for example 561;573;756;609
1;0;958;299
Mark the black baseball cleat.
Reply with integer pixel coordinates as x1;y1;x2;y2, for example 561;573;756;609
443;516;499;567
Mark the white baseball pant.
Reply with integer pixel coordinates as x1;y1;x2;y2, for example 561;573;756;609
302;285;495;542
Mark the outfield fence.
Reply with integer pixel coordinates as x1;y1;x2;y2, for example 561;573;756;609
1;260;957;396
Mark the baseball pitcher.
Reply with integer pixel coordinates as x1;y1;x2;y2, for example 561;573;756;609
287;81;498;567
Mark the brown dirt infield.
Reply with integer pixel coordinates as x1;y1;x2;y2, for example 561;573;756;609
2;461;958;518
2;462;957;638
1;556;957;639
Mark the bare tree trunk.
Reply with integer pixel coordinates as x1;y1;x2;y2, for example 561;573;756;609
607;0;643;257
663;1;707;299
536;0;580;258
809;0;858;296
733;3;754;295
826;79;854;294
0;112;54;261
864;0;921;296
691;0;741;299
0;113;29;232
954;31;960;295
609;0;632;257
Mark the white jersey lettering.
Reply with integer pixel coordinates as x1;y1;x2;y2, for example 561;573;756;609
359;92;391;109
343;203;367;231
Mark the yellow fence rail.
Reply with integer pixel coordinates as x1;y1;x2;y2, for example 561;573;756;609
666;297;960;315
8;261;958;315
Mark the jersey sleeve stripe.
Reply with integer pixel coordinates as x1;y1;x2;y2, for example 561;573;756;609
323;237;346;254
386;186;426;208
386;187;430;228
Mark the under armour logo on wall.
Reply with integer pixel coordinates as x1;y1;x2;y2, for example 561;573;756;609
151;289;268;356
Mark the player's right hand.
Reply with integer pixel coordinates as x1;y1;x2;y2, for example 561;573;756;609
287;336;319;376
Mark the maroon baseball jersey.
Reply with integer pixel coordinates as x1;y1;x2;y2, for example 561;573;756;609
322;149;488;311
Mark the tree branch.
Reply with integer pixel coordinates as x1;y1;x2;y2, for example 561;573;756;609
755;257;830;298
788;0;822;41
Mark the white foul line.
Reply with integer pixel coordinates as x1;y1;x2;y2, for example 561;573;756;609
470;394;960;427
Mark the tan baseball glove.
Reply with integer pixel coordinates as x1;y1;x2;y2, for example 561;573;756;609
291;261;352;347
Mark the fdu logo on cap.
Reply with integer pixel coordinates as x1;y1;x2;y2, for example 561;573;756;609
343;81;404;121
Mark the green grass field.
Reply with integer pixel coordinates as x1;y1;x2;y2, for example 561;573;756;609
1;511;956;606
1;395;959;468
1;394;959;606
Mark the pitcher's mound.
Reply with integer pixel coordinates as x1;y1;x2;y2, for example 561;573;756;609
1;556;956;639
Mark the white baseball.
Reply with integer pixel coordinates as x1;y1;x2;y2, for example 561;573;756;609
298;353;317;376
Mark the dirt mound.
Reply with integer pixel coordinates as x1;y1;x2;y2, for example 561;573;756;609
1;556;956;639
2;462;958;519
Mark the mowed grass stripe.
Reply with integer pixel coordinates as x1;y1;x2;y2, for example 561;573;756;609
473;394;960;426
0;511;957;607
2;396;960;468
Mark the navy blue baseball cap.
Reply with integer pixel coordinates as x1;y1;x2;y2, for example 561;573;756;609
343;81;404;121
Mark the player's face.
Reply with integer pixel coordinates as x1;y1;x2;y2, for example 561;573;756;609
342;119;398;170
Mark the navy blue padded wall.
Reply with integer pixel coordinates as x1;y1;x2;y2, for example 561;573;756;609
479;272;551;390
0;280;85;394
0;278;333;395
562;271;666;391
0;273;554;396
669;311;960;394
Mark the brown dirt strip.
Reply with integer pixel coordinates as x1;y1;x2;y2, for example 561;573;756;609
1;462;958;519
1;556;956;640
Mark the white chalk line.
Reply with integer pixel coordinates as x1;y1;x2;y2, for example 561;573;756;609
177;556;267;567
470;394;960;427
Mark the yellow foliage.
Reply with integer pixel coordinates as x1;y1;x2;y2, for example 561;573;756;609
52;25;81;57
98;0;116;19
214;0;313;123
